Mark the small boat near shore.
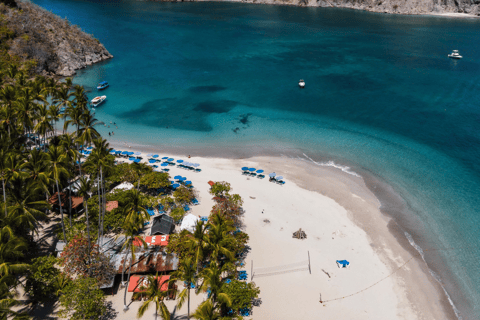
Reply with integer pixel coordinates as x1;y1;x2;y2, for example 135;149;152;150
97;81;109;90
299;79;305;88
448;50;462;59
91;95;106;107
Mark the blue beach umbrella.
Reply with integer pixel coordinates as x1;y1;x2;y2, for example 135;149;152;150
87;147;93;150
241;167;249;171
185;181;192;185
162;156;169;160
84;151;91;155
110;149;116;153
121;151;129;155
128;151;135;155
177;160;184;163
268;172;276;177
115;151;122;154
249;168;256;172
174;175;182;180
193;163;200;167
147;153;153;157
129;157;136;161
161;163;168;167
172;183;180;189
149;159;156;163
168;158;174;161
133;159;141;163
276;176;284;180
134;152;141;155
153;155;159;158
178;177;186;181
256;169;264;173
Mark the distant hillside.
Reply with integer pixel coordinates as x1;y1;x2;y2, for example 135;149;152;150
0;0;112;77
156;0;480;16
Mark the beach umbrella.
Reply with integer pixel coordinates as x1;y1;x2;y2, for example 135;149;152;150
87;147;93;150
161;163;168;167
147;153;153;157
115;151;122;154
268;172;276;177
241;167;249;171
133;159;141;163
168;158;174;161
177;160;184;163
256;169;264;173
193;163;200;167
128;151;135;155
172;183;180;189
162;156;169;160
84;151;91;155
153;155;159;158
128;157;136;161
248;168;256;172
121;151;129;155
178;177;186;181
185;181;192;185
174;175;182;180
134;152;141;155
149;159;156;163
276;176;284;180
110;149;116;153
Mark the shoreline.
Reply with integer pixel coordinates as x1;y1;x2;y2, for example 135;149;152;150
106;139;456;319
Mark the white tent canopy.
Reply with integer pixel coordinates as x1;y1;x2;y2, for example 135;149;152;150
113;182;134;191
179;214;199;233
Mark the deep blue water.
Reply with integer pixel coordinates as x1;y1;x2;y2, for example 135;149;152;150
33;0;480;317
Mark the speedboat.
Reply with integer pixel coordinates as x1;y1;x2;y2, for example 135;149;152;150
90;95;106;107
299;79;305;88
97;81;109;90
448;50;462;59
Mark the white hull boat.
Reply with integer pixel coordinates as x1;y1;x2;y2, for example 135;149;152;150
299;79;305;88
91;95;106;107
448;50;462;59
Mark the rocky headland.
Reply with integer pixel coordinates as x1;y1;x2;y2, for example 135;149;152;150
0;0;113;77
153;0;480;16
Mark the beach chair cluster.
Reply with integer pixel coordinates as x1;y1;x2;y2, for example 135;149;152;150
241;167;265;179
176;159;202;172
240;167;286;184
237;270;248;280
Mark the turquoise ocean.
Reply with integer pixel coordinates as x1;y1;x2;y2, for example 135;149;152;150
33;0;480;318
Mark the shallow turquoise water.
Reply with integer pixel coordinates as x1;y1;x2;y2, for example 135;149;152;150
34;0;480;317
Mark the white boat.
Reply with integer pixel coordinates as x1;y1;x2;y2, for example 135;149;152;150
299;79;305;88
90;95;106;107
448;50;462;59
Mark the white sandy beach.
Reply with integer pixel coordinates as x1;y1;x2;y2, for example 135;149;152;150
104;143;453;320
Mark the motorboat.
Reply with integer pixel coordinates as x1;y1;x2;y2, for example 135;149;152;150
448;50;462;59
90;95;106;107
299;79;305;88
97;81;109;90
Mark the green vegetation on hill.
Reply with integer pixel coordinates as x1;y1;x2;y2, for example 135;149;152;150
0;0;112;77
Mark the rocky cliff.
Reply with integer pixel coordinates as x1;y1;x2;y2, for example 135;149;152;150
0;1;113;77
160;0;480;16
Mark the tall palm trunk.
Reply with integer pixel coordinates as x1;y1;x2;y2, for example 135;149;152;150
84;196;91;264
2;178;6;217
123;248;134;310
121;245;131;284
56;179;67;241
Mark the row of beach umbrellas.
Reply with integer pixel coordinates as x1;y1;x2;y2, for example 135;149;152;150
241;167;284;181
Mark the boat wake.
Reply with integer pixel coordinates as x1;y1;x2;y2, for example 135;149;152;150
302;153;361;178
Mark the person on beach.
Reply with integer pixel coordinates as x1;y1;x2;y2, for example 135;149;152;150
112;131;114;135
108;132;111;136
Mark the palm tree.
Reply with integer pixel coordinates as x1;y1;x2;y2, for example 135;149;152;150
0;85;17;138
205;215;235;264
77;111;101;148
185;221;209;273
191;300;220;320
198;262;231;305
5;177;47;234
20;148;52;203
77;177;93;263
171;256;196;319
122;189;149;230
33;105;52;150
0;150;9;218
48;103;62;134
46;145;70;241
135;273;171;320
121;222;147;311
0;226;29;282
